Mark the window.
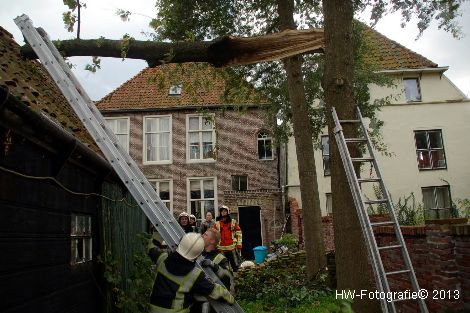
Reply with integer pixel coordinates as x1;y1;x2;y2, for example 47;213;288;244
422;186;452;219
414;130;446;170
232;175;248;191
404;78;421;102
71;214;92;264
187;115;215;162
144;116;172;163
105;117;129;153
169;84;182;95
321;135;330;176
326;193;332;215
151;179;173;212
188;177;216;222
258;132;273;160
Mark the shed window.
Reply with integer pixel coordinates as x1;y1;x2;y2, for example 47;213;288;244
71;214;92;264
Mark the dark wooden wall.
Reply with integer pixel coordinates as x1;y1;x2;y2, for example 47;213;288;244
0;128;103;313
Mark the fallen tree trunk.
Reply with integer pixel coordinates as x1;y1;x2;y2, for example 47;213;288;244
21;28;324;67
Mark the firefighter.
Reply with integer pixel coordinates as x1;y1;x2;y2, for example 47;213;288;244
213;205;242;271
149;232;234;313
178;212;193;233
201;228;233;290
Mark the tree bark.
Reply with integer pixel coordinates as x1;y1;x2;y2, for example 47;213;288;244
322;0;380;311
22;29;323;68
277;0;326;279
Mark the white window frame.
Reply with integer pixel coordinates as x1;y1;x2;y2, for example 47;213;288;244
104;117;130;154
71;214;93;265
414;129;447;170
150;179;173;213
257;131;274;160
403;77;422;102
187;177;218;223
186;114;216;163
422;185;452;219
143;115;172;165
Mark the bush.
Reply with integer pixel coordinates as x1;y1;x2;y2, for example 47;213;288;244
272;233;299;251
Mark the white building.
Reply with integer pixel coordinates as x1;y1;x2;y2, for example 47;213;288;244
285;27;470;220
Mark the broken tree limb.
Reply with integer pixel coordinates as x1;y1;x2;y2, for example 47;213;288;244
20;28;324;67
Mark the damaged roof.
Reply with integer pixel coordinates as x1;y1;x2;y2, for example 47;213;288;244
0;26;99;152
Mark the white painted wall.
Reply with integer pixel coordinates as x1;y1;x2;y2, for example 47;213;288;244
285;70;470;216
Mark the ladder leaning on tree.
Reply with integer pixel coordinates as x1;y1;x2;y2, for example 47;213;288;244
332;107;429;313
14;14;245;313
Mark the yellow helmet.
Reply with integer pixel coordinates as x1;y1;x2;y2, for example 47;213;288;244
176;233;204;261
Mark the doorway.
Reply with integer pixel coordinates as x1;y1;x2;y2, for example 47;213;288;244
238;206;262;260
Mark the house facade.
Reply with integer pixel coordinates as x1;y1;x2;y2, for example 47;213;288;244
97;64;283;258
285;27;470;221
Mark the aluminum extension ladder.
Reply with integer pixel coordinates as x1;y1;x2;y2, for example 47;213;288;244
332;107;428;313
15;14;244;313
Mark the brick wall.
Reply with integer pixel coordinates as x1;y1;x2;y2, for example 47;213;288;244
103;107;279;216
288;199;469;312
288;196;335;252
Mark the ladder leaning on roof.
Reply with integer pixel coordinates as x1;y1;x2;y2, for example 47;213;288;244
14;14;244;313
331;107;428;313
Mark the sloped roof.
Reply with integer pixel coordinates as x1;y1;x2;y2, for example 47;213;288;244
362;26;437;70
98;27;438;111
0;26;98;152
97;63;262;110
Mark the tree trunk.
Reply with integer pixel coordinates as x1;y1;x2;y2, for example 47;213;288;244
322;0;380;311
22;29;323;68
277;0;326;279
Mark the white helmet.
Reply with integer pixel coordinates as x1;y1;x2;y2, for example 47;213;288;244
178;212;189;219
189;214;196;220
219;205;230;214
176;233;204;261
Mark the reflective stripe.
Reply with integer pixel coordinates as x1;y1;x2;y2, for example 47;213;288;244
213;253;225;265
156;260;202;311
149;303;190;313
218;243;235;251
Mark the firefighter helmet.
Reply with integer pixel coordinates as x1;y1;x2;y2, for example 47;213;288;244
178;212;189;220
176;233;204;261
219;205;230;214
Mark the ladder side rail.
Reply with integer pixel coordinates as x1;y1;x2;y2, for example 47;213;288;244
15;16;184;248
356;109;428;313
16;16;245;313
332;108;391;313
33;20;171;219
34;24;184;240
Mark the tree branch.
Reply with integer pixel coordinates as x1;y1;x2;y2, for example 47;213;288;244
20;29;324;67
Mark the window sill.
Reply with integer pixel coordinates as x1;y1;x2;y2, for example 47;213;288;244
418;167;447;171
143;161;173;165
258;158;274;161
187;159;217;164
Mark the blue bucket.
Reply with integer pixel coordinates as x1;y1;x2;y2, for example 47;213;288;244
253;246;268;264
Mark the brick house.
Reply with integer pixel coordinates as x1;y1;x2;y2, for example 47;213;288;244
96;63;283;258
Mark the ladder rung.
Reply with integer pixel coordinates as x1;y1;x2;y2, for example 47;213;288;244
386;269;410;276
378;244;402;251
339;119;361;123
345;138;367;143
364;199;387;204
351;157;374;162
358;178;381;183
371;221;395;226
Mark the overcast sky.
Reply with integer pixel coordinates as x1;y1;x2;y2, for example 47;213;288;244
1;0;469;100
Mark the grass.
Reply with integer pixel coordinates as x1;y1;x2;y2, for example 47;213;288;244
239;295;351;313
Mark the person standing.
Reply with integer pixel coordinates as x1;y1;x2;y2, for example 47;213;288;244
178;212;193;233
149;232;234;313
200;211;215;234
213;205;242;271
189;214;199;233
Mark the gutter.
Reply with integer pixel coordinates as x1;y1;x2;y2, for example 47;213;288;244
98;103;265;114
378;67;449;75
0;86;114;179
